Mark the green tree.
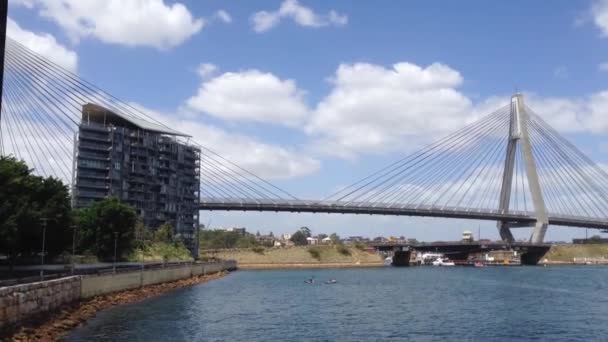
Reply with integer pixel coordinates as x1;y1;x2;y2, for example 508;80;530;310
133;220;150;248
154;223;174;243
329;233;341;244
73;197;137;260
588;235;603;243
299;226;311;238
0;156;71;261
198;229;260;250
290;230;308;246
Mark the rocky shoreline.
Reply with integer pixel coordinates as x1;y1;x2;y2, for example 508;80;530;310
2;271;229;342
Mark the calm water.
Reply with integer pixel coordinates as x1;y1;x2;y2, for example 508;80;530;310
67;267;608;341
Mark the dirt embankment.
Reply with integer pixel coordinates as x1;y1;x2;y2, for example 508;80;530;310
542;244;608;264
3;271;229;342
208;246;384;269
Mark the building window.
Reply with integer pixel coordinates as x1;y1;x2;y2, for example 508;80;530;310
114;162;121;170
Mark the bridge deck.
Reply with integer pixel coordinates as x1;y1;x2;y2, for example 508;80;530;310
199;199;608;230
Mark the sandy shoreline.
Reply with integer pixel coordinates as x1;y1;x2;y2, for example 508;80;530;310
2;271;229;342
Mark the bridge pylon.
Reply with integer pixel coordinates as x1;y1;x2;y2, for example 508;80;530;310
497;94;548;244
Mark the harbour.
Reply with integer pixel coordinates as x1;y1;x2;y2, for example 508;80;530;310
66;267;608;342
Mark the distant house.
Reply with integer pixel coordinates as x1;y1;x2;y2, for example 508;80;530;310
573;237;608;244
231;227;247;236
306;237;319;245
321;237;332;244
345;236;363;243
256;234;276;246
219;227;247;236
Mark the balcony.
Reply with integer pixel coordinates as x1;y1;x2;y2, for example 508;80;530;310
77;152;109;160
78;163;109;171
79;143;111;152
77;190;107;199
77;171;108;179
80;123;111;133
79;134;111;143
77;181;108;189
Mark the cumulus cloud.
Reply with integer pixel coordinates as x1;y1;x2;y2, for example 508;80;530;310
251;0;347;32
306;62;473;158
196;63;218;79
299;61;608;159
592;0;608;36
6;17;78;72
524;91;608;134
131;105;321;180
183;60;608;161
186;70;309;126
14;0;204;49
214;10;232;24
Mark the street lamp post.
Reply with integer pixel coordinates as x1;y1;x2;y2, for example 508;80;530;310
71;225;78;275
40;218;48;280
113;231;118;274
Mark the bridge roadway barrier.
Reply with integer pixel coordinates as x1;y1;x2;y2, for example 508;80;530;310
0;260;236;329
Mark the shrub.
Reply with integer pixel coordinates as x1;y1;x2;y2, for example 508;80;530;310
336;244;351;256
252;246;265;255
308;247;322;260
354;242;366;251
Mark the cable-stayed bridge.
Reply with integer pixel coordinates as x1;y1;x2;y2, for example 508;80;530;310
1;33;608;244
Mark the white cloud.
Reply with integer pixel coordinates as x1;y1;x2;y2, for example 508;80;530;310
525;94;587;133
184;61;608;161
600;62;608;72
186;70;309;126
298;60;608;159
553;66;568;79
196;63;218;79
214;10;232;24
306;62;474;158
251;0;347;33
592;0;608;36
525;91;608;134
6;17;78;72
131;104;321;180
17;0;204;49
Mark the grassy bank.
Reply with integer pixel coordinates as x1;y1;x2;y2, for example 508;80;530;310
543;244;608;263
128;242;193;262
205;245;384;269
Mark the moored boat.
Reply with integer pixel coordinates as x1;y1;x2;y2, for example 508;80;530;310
432;257;455;266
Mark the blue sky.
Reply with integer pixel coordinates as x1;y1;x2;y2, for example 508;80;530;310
6;0;608;241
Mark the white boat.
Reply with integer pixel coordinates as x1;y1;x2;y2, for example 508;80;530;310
432;257;455;266
384;256;393;266
421;253;443;265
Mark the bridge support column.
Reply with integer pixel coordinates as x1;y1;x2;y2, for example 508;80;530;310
497;94;548;244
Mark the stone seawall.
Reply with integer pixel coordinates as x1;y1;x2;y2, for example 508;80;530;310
0;276;81;328
0;260;236;329
80;261;237;298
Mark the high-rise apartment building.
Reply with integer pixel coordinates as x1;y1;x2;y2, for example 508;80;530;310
72;103;200;255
